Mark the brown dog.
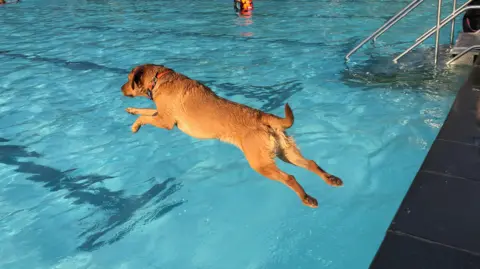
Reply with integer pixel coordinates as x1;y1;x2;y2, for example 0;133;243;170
121;64;343;208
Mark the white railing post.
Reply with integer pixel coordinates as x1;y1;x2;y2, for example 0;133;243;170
435;0;443;65
450;0;458;46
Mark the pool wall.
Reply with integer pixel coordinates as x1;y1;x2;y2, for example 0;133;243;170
369;57;480;268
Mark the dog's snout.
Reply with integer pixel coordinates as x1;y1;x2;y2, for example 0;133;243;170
121;83;130;93
121;82;135;98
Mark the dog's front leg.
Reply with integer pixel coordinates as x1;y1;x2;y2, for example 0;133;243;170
126;107;158;116
131;115;175;133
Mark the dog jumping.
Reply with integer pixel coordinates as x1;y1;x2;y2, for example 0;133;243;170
121;64;343;208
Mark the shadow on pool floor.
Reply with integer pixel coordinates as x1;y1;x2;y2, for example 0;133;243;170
0;137;185;251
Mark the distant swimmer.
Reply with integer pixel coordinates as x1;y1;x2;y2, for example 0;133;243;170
234;0;253;15
0;0;20;5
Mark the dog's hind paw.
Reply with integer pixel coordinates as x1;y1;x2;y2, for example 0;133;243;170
326;175;343;187
302;194;318;208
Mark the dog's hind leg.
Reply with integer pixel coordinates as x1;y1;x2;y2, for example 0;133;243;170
241;133;318;208
126;108;158;116
278;135;343;187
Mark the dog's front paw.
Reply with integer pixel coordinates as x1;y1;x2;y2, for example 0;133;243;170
302;194;318;208
131;120;142;133
126;107;137;115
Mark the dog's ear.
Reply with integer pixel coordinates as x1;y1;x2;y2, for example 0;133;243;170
131;66;145;90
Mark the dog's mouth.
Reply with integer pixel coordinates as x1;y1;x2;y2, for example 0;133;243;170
122;90;134;98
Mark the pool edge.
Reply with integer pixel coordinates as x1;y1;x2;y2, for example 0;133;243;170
368;58;480;269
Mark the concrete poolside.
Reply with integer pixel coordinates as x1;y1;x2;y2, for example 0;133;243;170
369;57;480;268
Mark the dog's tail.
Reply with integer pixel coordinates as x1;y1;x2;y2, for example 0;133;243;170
262;103;294;130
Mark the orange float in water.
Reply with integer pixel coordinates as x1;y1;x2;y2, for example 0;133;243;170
234;0;253;14
240;0;253;11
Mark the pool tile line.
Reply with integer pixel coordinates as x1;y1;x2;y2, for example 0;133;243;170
421;169;479;182
370;230;480;269
437;138;480;147
387;171;480;253
369;57;480;268
386;230;480;257
419;139;480;182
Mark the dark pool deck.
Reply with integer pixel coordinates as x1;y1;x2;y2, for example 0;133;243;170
369;58;480;268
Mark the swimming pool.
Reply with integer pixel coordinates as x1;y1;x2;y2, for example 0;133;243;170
0;0;468;268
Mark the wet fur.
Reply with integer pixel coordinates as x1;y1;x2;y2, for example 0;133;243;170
121;64;343;208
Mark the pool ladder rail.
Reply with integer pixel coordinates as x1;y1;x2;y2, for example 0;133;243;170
345;0;480;66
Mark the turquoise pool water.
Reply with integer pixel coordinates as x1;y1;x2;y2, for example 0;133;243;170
0;0;468;268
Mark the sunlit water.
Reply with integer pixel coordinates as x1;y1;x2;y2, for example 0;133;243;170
0;0;469;268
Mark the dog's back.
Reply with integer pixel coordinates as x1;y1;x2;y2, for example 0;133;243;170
165;74;294;147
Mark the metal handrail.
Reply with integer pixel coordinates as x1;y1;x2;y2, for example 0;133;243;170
416;0;473;42
372;0;424;42
450;0;458;46
434;0;443;65
345;0;423;61
393;5;480;63
446;45;480;65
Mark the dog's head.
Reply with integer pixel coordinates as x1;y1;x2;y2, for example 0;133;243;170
121;64;169;98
